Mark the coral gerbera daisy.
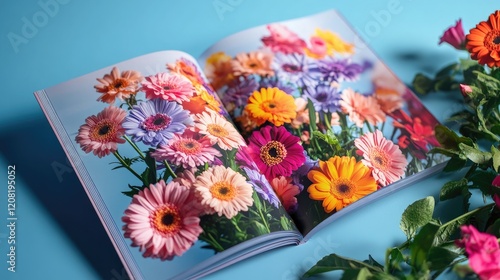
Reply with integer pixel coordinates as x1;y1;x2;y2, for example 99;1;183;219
194;110;246;150
231;51;274;77
141;73;195;102
123;99;193;147
75;106;127;158
244;87;297;126
94;67;142;104
151;130;222;169
122;180;203;260
166;57;205;85
247;125;305;180
354;130;407;187
270;176;300;213
339;88;386;128
307;156;378;213
181;84;221;115
466;11;500;67
193;166;254;219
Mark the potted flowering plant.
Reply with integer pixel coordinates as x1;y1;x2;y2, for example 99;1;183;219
304;10;500;280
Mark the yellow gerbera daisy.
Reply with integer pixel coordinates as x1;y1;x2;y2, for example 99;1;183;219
314;28;354;56
307;156;377;213
244;87;297;126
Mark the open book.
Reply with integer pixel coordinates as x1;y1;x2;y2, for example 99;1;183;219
34;10;446;280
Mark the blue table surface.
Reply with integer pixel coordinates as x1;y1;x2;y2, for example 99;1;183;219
0;1;498;279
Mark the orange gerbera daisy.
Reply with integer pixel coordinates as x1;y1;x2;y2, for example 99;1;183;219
307;156;377;213
94;67;142;104
466;10;500;67
244;87;297;126
182;84;221;115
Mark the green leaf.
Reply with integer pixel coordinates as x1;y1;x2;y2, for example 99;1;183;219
486;218;500;237
439;178;468;201
435;63;459;79
458;143;492;164
252;192;263;212
303;254;383;278
469;170;497;195
364;255;384;270
410;222;440;274
387;247;405;272
307;98;317;132
434;125;473;151
443;157;467;172
340;268;373;280
491;146;500;172
475;70;500;92
412;73;434;95
427;246;461;270
400;196;435;239
252;221;268;235
429;147;459;158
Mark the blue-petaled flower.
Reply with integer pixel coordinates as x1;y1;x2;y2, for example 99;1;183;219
123;99;193;147
222;76;259;107
243;167;281;208
271;53;315;87
291;151;318;191
303;83;341;113
310;57;364;82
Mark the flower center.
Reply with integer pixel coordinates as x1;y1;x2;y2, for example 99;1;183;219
174;138;201;155
142;114;171;132
282;64;301;73
368;149;389;171
263;101;279;111
151;205;181;236
90;121;116;142
210;181;236;201
248;62;258;68
113;79;127;89
316;92;327;102
260;140;287;166
330;178;356;199
207;124;229;138
485;30;500;50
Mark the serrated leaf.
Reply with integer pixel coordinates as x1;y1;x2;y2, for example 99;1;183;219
434;125;473;150
400;196;435;239
303;254;383;278
427;246;461;270
439;178;468;201
458;143;492;164
492;146;500;172
410;222;440;274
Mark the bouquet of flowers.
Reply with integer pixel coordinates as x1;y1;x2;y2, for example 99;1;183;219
74;57;295;261
304;10;500;280
204;23;442;232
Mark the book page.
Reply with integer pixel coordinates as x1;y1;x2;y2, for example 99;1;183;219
34;50;301;280
198;10;447;236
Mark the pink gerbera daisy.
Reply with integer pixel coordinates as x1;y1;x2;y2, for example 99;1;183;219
339;88;386;128
194;110;246;150
122;180;203;260
75;106;127;158
193;166;254;219
247;125;305;180
142;73;195;102
151;130;222;169
354;130;407;186
270;176;300;213
94;67;143;104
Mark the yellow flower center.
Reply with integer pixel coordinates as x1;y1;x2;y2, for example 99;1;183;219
260;140;287;166
174;139;201;155
207;124;229;138
368;149;389;171
151;205;181;235
330;178;356;199
485;30;500;51
210;181;236;201
90;121;116;143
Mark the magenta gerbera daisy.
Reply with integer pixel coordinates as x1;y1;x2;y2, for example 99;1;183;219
151;130;222;169
247;125;305;180
194;110;246;150
193;165;254;219
75;106;127;158
122;180;203;260
354;130;407;186
141;73;195;102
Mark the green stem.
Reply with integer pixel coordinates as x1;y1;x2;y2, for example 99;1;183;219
257;203;271;234
113;151;144;184
440;203;494;229
365;122;373;133
206;232;224;252
124;135;146;160
163;160;177;179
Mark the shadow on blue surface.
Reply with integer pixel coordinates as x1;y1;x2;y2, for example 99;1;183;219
0;116;125;279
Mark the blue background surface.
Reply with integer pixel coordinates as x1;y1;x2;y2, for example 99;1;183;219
0;1;498;279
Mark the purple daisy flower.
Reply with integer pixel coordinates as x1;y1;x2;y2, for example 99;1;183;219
310;57;364;83
272;53;316;87
303;83;341;113
291;151;318;192
123;99;193;147
243;167;281;208
222;76;259;107
259;76;297;95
